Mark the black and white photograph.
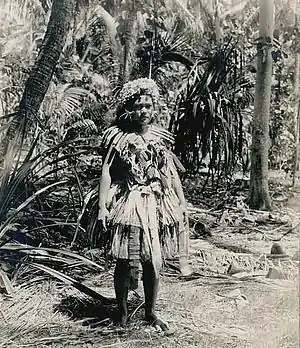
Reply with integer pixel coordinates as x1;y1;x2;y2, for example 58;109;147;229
0;0;299;347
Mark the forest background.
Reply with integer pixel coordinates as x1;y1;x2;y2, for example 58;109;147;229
0;0;299;347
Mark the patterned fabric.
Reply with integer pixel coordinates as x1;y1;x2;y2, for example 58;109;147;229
101;125;187;277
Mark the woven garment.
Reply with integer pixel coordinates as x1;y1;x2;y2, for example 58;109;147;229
101;125;187;275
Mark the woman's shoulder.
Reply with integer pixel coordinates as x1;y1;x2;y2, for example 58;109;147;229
149;125;175;146
101;126;139;152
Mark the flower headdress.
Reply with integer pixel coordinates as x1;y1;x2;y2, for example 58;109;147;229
118;78;160;106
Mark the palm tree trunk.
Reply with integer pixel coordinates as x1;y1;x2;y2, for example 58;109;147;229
292;54;300;185
121;8;138;83
19;0;76;121
214;0;221;44
5;0;76;150
248;0;274;210
292;1;300;186
207;0;214;14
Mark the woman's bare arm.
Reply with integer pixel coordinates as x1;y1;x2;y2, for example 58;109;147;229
172;166;187;208
98;162;111;211
98;148;115;222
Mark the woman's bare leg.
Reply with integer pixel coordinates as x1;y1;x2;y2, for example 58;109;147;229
114;259;130;326
142;261;168;331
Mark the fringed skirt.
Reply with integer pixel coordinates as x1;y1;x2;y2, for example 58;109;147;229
107;185;185;273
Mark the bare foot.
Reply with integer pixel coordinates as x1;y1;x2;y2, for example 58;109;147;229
179;256;192;276
145;313;169;332
115;312;128;328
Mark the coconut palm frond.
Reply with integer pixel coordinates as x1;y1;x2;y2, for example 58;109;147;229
0;115;93;248
28;262;111;305
0;137;87;223
1;243;105;271
0;180;67;240
54;86;93;121
0;267;14;294
133;13;196;86
0;123;35;218
63;119;98;141
72;186;98;246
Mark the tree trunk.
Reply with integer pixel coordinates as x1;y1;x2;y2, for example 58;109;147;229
19;0;76;121
214;0;221;44
121;8;138;83
292;55;300;186
5;0;76;148
207;0;214;14
248;0;274;210
292;1;300;186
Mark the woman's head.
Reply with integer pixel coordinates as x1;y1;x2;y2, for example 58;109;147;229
115;78;160;133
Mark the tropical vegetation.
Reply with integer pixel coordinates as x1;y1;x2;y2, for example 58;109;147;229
0;1;299;345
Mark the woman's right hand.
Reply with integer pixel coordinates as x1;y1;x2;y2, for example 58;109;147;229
98;206;109;229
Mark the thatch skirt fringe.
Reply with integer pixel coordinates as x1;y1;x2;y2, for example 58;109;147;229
106;186;184;274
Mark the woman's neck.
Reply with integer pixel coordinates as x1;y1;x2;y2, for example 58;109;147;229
138;124;150;135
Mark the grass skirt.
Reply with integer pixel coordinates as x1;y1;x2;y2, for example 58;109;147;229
107;185;185;274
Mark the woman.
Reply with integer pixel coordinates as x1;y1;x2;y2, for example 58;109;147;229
98;78;191;331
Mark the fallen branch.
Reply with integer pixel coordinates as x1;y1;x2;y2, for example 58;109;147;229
239;220;299;241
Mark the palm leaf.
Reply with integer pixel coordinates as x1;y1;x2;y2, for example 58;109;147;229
0;181;67;240
63;119;98;140
72;186;98;246
172;42;252;188
52;85;94;125
1;243;105;271
0;146;87;220
0;267;14;294
28;262;111;305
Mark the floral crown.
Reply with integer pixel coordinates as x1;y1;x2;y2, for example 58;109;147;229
118;78;160;106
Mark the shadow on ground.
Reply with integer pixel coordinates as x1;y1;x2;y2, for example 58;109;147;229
54;293;144;328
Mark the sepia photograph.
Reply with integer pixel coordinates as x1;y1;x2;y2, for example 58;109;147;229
0;0;299;347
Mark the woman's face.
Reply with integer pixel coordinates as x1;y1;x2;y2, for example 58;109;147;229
132;94;154;127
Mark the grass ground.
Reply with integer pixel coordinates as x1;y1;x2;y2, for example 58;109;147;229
1;173;299;348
